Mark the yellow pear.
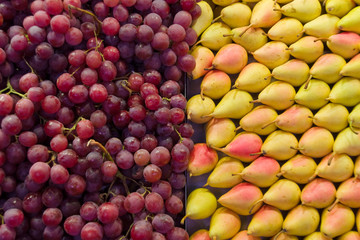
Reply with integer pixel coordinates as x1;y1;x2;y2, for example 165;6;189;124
186;94;215;124
354;156;360;179
275;0;322;23
210;43;248;74
247;205;283;237
252;41;290;70
321;203;355;238
267;18;304;45
340;54;360;79
348;103;360;132
199;22;232;51
333;127;360;156
296;127;334;158
200;70;231;100
304;232;333;240
325;0;355;17
212;0;238;7
301;178;337;209
191;1;213;36
205;118;236;148
337;6;360;34
233;62;271;93
287;36;324;63
190;46;215;80
271;59;310;87
208;207;241;240
328;77;360;107
294;79;330;110
303;14;340;38
312;103;349;132
338;231;360;240
212;2;251;28
227;27;268;52
309;53;346;84
357;209;360;232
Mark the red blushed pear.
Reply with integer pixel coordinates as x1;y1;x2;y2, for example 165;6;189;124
321;203;355;238
328;177;360;211
338;231;360;240
188;143;218;177
210;132;262;162
318;32;360;59
301;178;337;209
190;229;211;240
232;230;261;240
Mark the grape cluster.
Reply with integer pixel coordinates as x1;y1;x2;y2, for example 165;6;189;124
0;0;198;238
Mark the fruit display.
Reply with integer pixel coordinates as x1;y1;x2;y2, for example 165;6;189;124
185;0;360;239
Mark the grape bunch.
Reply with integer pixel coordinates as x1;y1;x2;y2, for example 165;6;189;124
0;0;199;238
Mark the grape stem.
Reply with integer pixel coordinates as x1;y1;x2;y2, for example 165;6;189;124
0;80;27;98
46;152;57;165
64;117;85;136
175;128;184;143
68;5;102;35
0;214;3;225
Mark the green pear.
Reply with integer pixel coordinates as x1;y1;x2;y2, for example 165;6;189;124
287;36;324;63
205;89;253;119
218;182;263;215
324;32;360;59
277;154;317;184
329;177;360;210
337;6;360;34
328;77;360;107
304;232;333;240
267;18;304;45
301;178;336;209
190;229;211;240
303;14;340;39
252;81;296;110
325;0;355;17
252;41;290;70
340;54;360;78
200;70;231;100
309;53;346;84
204;156;244;188
239;156;280;188
227;27;268;52
294;79;330;110
271;232;299;240
312;103;349;132
338;231;360;240
321;203;355;238
232;230;262;240
210;43;248;74
271;59;310;87
200;22;232;51
296;127;334;158
182;188;217;223
188;143;218;177
205;118;236;148
233;62;271;93
247;205;283;237
348;103;360;132
274;0;321;23
212;2;251;28
237;105;278;135
209;207;241;240
210;132;263;162
333;127;360;156
186;94;215;124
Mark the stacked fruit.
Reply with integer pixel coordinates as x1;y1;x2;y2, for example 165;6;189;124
185;0;360;239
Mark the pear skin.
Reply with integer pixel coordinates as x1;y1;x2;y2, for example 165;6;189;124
321;203;355;238
325;0;355;17
276;0;322;23
301;178;336;209
253;81;296;110
303;14;340;39
349;104;360;132
278;154;317;184
240;156;280;188
267;18;304;45
338;231;360;240
330;177;360;209
271;232;299;240
200;70;231;100
260;130;298;161
200;22;232;51
212;0;237;7
340;54;360;79
357;209;360;232
186;94;215;124
325;32;360;59
337;6;360;34
294;79;330;110
247;205;283;237
309;53;346;84
355;156;360;179
218;182;263;215
233;62;271;93
205;156;244;188
205;118;236;148
208;207;241;240
191;1;213;36
238;105;278;135
333;127;360;156
228;27;268;52
304;232;333;240
287;36;324;63
213;2;251;28
312;103;349;132
210;132;262;162
190;229;211;240
191;46;215;80
188;143;218;177
271;59;310;87
245;0;282;29
182;188;217;223
210;43;248;74
297;127;334;158
313;153;354;182
328;77;360;107
252;41;290;70
232;230;261;240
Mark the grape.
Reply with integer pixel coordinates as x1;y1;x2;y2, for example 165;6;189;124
103;218;123;238
42;186;63;208
64;215;85;236
4;208;24;228
97;202;119;224
102;17;120;36
124;192;145;214
29;161;50;184
131;220;153;240
167;227;189;240
81;222;103;240
152;213;174;234
119;23;137;42
0;94;14;116
42;208;63;226
145;192;164;213
143;164;162;183
0;224;16;240
64;174;86;196
165;195;183;214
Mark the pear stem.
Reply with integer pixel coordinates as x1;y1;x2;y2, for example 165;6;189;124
180;215;188;224
249;151;263;156
203;182;209;187
238;24;253;38
327;152;335;166
314;38;329;42
234;125;242;132
327;198;340;212
307;172;317;182
232;83;238;89
276;170;285;178
261;120;276;130
272;8;283;13
304;74;312;89
264;74;273;80
349;121;359;135
200;87;205;101
232;173;242;176
212;15;222;23
209;145;223;153
204;65;215;71
290;146;303;151
223;33;234;37
249;99;260;103
248;199;263;214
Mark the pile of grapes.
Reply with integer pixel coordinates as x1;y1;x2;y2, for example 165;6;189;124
0;0;199;238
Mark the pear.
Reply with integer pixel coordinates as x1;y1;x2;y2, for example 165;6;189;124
323;32;360;59
209;43;248;74
232;230;261;240
328;77;360;107
301;178;337;209
199;22;232;51
304;232;333;240
309;53;346;84
354;156;360;179
329;178;360;210
204;156;244;188
252;81;296;110
208;207;241;240
200;70;231;100
191;1;213;36
294;79;330;110
357;209;360;232
267;18;304;45
212;3;251;28
303;14;340;39
210;132;262;162
212;0;237;7
256;130;298;161
274;0;322;23
277;154;317;184
340;54;360;78
227;27;268;52
338;231;360;240
247;205;283;237
337;6;360;34
287;36;324;64
188;143;218;177
239;156;280;188
312;103;349;132
271;59;310;87
325;0;355;17
190;229;211;240
191;46;215;80
251;179;301;211
321;203;355;238
186;94;215;124
349;104;360;132
236;105;278;135
181;188;217;223
205;118;236;148
252;41;290;70
296;127;334;158
333;127;360;156
218;182;263;215
212;5;224;22
205;89;253;119
233;62;271;93
271;232;299;240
